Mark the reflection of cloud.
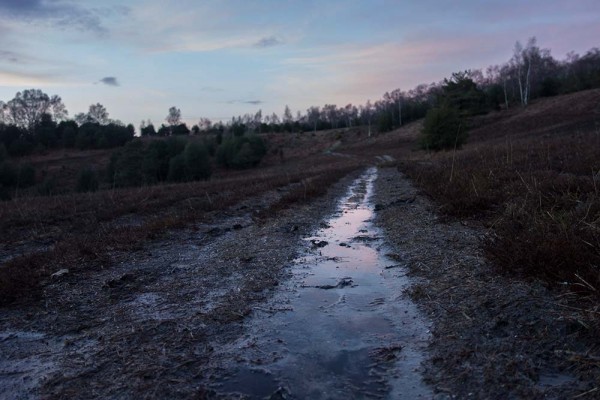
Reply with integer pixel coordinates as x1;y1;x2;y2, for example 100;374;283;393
254;36;283;48
99;76;119;86
0;1;127;34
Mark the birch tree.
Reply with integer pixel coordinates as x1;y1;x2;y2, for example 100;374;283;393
307;106;320;134
166;106;181;127
283;105;293;124
513;37;537;106
390;89;405;126
360;100;374;137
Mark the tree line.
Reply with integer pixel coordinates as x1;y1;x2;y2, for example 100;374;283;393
2;37;598;155
200;38;600;140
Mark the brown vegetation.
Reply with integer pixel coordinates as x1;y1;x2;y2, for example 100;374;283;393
0;152;362;304
400;89;600;311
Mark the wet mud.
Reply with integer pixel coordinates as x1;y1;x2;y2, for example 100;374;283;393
209;168;432;399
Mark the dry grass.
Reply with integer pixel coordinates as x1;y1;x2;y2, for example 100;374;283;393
0;153;363;305
400;90;600;306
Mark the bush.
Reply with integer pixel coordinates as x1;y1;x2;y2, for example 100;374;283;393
202;137;217;156
76;167;99;193
184;142;211;181
16;164;36;187
0;143;8;163
166;136;186;158
420;106;467;151
142;140;170;184
216;139;236;167
377;111;394;133
8;137;35;156
216;136;267;169
57;120;78;148
167;154;187;182
0;162;17;187
109;141;144;187
540;77;561;97
38;177;57;196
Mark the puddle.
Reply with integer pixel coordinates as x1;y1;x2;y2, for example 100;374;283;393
211;167;432;399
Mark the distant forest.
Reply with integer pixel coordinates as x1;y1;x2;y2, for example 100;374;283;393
0;38;599;196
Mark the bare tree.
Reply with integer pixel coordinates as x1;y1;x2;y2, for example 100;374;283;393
344;104;357;127
198;117;212;132
307;106;320;133
89;103;109;124
500;64;512;109
360;100;374;137
0;101;7;124
283;105;293;125
513;37;537;106
3;89;67;130
322;104;339;128
166;106;181;127
254;109;262;133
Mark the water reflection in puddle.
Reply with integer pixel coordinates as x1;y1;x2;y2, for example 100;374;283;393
212;167;432;399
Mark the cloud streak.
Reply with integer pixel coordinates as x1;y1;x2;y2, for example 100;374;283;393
0;0;127;34
0;49;25;64
227;99;263;105
0;70;57;87
200;86;224;92
253;36;283;48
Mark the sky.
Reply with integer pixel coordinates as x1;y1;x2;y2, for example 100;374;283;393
0;0;599;128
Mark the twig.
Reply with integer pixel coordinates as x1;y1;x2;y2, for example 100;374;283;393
573;387;598;399
574;273;597;292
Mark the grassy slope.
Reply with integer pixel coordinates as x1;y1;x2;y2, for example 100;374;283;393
397;89;600;312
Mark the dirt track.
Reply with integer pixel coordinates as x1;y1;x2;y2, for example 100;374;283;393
1;165;599;399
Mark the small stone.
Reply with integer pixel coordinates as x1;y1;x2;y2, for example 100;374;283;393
51;269;69;278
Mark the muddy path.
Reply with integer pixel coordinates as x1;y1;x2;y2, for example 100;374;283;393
2;164;596;399
208;168;431;399
0;168;382;399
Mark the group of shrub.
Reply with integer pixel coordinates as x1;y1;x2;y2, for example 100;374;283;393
107;134;266;188
107;138;208;187
0;160;36;200
215;136;267;169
